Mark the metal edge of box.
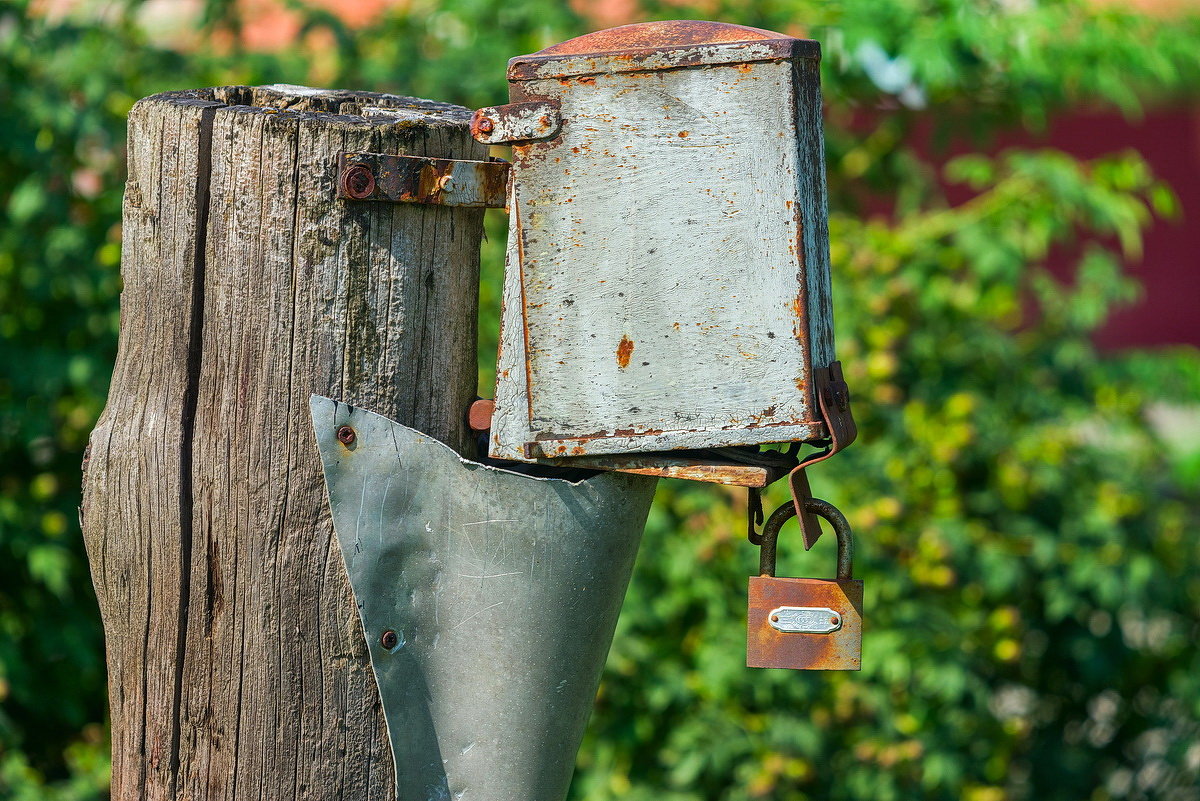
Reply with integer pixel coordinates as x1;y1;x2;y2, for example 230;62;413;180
507;36;819;81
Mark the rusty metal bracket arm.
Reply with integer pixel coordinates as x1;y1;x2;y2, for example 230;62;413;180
337;152;510;208
787;361;857;550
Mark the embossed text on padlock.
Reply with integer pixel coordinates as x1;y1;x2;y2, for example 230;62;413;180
747;498;863;670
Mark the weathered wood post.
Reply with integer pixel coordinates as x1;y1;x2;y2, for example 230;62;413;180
81;85;486;801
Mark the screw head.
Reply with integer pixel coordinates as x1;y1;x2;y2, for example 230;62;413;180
770;614;779;623
341;163;376;199
380;629;399;650
337;425;356;446
477;117;494;134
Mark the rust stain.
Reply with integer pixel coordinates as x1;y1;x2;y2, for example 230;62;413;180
576;75;597;84
678;130;689;138
615;336;635;368
611;425;663;437
790;294;806;340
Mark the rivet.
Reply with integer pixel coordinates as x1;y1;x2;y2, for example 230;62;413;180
477;117;494;134
380;629;398;650
337;425;356;445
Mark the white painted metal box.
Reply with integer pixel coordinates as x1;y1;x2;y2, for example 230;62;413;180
476;21;837;464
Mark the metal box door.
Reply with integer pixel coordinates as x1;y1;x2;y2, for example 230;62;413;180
484;21;836;462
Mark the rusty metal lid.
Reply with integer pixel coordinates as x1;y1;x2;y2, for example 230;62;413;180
508;20;819;81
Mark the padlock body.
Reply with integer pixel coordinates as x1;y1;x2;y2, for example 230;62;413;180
747;576;863;670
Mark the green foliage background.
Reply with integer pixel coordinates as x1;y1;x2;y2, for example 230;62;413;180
2;0;1200;798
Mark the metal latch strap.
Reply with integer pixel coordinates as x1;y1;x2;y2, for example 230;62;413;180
788;360;858;550
337;152;509;208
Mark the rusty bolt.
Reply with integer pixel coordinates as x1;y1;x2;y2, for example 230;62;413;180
337;425;356;446
341;163;376;199
476;117;494;134
468;399;495;432
770;614;779;623
380;629;399;650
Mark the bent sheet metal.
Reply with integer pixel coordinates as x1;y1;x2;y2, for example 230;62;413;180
309;396;656;801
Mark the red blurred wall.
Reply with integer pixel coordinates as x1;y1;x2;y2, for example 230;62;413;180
1002;107;1199;350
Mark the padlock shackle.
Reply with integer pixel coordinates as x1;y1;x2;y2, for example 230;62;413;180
758;497;853;580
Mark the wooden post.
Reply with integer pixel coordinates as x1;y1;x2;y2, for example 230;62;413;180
81;85;485;801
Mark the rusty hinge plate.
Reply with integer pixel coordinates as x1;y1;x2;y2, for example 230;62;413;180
337;152;509;208
471;101;563;145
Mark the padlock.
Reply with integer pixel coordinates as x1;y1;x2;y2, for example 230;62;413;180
747;498;863;670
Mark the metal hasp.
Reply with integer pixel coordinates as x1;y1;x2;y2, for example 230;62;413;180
310;396;657;801
484;20;839;464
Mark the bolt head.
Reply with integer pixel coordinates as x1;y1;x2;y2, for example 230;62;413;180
477;117;494;134
337;425;356;446
468;399;495;432
341;163;376;199
380;629;398;650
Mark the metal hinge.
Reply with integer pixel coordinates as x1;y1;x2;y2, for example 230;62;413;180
337;152;509;208
471;101;562;144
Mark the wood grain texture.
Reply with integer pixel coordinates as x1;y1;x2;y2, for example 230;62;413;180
81;85;487;801
490;57;834;462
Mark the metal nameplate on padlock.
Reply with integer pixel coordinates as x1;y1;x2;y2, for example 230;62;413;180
748;498;863;670
768;606;842;634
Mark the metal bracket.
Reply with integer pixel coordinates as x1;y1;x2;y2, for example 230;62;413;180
337;152;509;208
471;101;563;144
467;399;797;487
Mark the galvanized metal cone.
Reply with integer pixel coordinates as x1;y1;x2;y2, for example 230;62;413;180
310;396;657;801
